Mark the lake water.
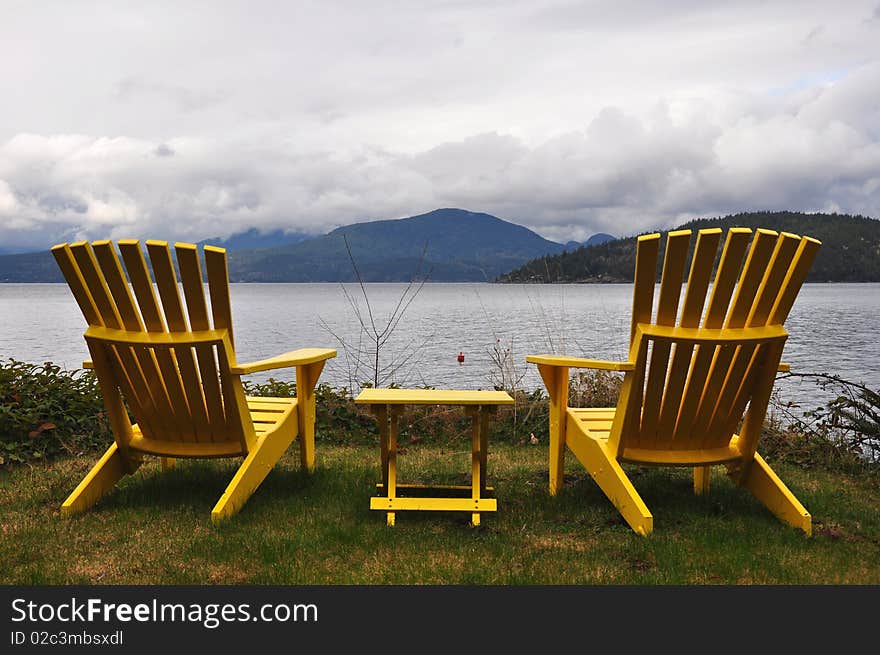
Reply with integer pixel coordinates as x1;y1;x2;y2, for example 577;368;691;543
1;283;877;414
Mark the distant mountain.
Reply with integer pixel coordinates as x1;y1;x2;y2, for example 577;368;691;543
225;208;567;282
584;233;616;246
497;211;880;283
0;250;63;282
198;227;311;251
563;233;616;251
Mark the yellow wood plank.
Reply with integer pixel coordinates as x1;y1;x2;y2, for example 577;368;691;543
231;348;337;374
147;240;210;442
117;240;167;331
640;323;787;344
129;434;245;458
537;363;569;494
630;233;660;343
355;388;514;405
694;466;711;495
657;229;722;443
296;361;324;472
118;239;190;433
525;355;633;370
51;244;102;326
726;229;778;328
709;233;802;440
93;241;176;437
84;338;135;461
218;344;255;454
249;410;292;423
769;236;822;324
639;229;691;445
69;242;123;330
177;243;226;441
376;483;495;493
203;245;235;351
211;410;298;523
60;443;140;517
674;228;753;442
704;228;753;328
679;228;723;328
746;232;802;327
609;333;649;459
246;396;296;407
565;414;653;535
369;497;497;512
732;452;811;535
71;242;160;439
91;241;143;331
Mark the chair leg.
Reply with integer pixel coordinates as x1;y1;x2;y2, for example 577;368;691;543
728;453;811;536
296;362;324;473
211;424;297;523
537;364;568;496
61;443;141;518
565;423;653;536
694;466;711;495
160;457;176;472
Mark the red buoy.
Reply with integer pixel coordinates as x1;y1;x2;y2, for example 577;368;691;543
457;351;465;364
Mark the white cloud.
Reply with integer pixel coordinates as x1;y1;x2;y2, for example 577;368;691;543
0;1;878;251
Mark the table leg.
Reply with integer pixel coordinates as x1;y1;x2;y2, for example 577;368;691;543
469;407;481;526
386;405;401;527
372;405;389;491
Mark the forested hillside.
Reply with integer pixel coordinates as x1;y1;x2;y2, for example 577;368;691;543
497;212;880;283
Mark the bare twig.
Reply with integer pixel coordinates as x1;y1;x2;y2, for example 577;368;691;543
320;235;431;389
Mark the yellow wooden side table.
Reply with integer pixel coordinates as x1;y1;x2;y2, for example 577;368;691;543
354;388;514;526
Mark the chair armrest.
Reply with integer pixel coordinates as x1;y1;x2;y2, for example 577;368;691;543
231;348;337;375
526;354;634;371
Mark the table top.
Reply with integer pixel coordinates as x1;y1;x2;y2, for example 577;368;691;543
355;388;514;406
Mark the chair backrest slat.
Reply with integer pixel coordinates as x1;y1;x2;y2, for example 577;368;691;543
91;241;178;436
176;243;227;441
629;234;660;343
51;244;102;326
68;242;163;439
610;233;659;454
146;241;212;442
117;240;191;435
656;228;722;441
69;242;123;330
117;240;167;332
204;246;235;351
708;233;803;438
673;228;752;443
638;229;691;444
687;229;779;439
725;229;779;329
770;236;822;324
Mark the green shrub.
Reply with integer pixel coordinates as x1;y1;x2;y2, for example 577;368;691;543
0;359;110;465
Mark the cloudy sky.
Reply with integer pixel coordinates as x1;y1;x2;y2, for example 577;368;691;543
1;0;879;252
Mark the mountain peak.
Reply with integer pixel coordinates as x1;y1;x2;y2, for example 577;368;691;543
226;208;566;282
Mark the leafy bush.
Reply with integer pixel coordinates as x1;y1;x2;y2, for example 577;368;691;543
0;359;110;465
768;373;880;474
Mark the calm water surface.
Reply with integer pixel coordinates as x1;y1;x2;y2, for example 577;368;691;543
1;283;877;412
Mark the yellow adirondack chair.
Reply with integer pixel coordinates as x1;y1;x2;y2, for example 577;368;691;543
527;227;820;536
51;239;336;522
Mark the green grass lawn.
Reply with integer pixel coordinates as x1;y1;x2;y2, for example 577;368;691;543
2;442;878;585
